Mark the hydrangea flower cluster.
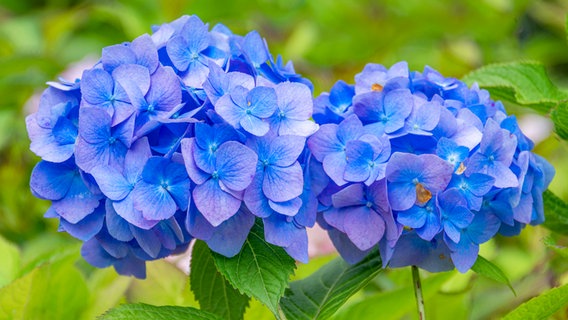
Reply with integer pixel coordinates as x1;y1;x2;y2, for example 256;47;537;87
27;15;317;277
310;62;555;272
27;15;554;277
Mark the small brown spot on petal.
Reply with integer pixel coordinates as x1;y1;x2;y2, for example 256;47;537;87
456;162;466;175
371;83;383;91
439;254;446;260
416;183;432;204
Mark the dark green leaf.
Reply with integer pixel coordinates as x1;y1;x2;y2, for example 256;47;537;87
213;220;296;319
551;101;568;139
98;303;224;320
502;283;568;320
279;250;383;320
334;271;453;320
471;255;515;295
543;190;568;235
462;61;567;113
191;240;249;320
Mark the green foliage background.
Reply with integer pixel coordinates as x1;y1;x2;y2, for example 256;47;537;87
0;0;567;319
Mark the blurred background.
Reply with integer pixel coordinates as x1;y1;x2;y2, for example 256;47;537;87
1;0;567;319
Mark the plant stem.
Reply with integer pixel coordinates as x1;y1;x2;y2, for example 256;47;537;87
412;265;426;320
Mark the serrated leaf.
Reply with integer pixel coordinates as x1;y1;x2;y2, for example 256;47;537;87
191;241;250;320
334;271;453;320
543;190;568;235
98;303;224;320
213;220;296;319
0;255;88;320
471;255;515;295
502;283;568;320
279;250;383;320
0;235;20;287
462;61;567;113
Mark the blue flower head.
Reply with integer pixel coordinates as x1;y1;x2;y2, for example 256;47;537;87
27;15;554;278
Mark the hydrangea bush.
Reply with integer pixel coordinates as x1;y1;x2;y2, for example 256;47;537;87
27;13;554;293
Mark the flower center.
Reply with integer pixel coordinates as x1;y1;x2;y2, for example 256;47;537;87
211;171;219;180
456;162;466;174
366;201;373;208
108;137;117;145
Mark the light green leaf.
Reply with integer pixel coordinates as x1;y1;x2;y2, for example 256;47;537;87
0;235;20;287
502;283;568;320
81;268;133;320
334;271;452;320
213;220;296;319
462;61;567;113
191;241;249;320
0;256;89;320
543;190;568;235
127;259;197;307
279;250;383;320
543;237;568;259
471;255;515;294
98;303;224;320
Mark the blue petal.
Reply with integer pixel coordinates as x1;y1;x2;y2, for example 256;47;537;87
132;180;177;220
130;226;161;258
131;34;159;73
216;141;258;191
329;80;355;111
60;202;105;241
205;206;255;257
101;44;136;73
240;114;270;136
263;162;303;202
344;140;374;182
328;228;371;264
30;160;75;200
81;69;114;107
90;165;132;201
166;36;191;71
113;195;160;230
267;135;305;167
248;86;277;118
51;172;102;224
268;197;302;216
105;200;134;241
81;238;114;268
146;66;182;115
243;31;269;68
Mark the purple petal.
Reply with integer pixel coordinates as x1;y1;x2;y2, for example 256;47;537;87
307;124;341;162
344;206;385;251
387;181;416;211
331;183;365;208
193;178;241;226
131;34;159;73
147;66;182;115
419;154;454;193
240;114;270;136
101;44;136;73
51;174;102;224
275;82;313;120
322;151;349;186
248;86;277;118
113;195;160;230
181;138;211;184
30;160;75;200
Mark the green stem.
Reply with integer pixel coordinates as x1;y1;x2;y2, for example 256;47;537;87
412;265;426;320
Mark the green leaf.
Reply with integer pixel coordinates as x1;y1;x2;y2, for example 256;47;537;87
334;271;453;320
279;250;383;320
191;240;250;320
543;190;568;235
98;303;224;320
551;101;568;140
502;283;568;320
543;237;568;259
462;61;567;113
471;255;515;295
212;220;296;319
81;268;133;320
127;260;197;307
0;255;89;320
0;235;20;287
